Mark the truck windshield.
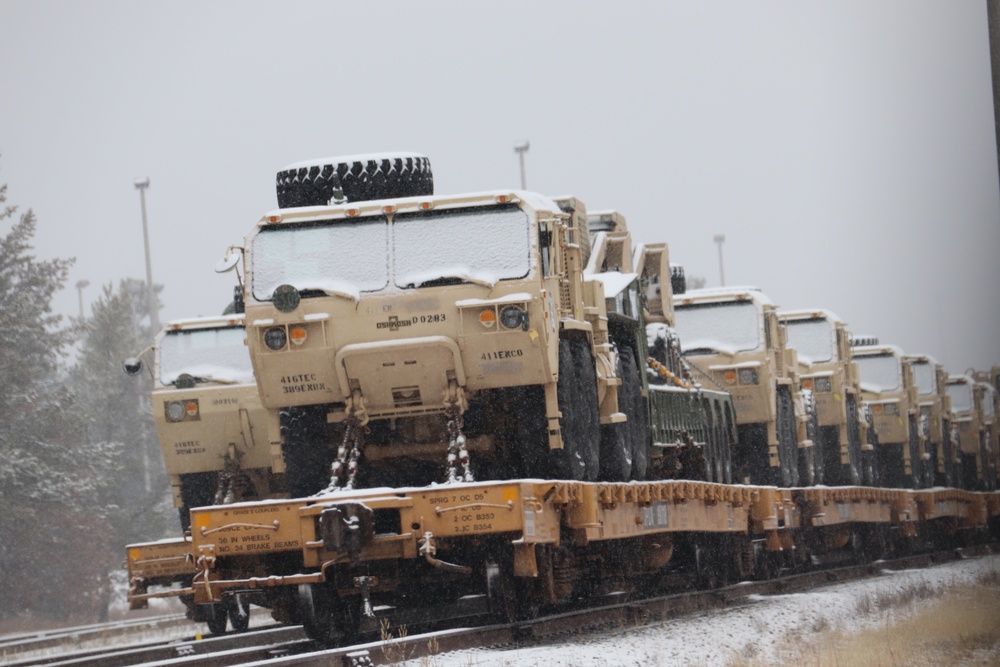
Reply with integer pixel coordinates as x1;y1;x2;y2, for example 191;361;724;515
159;326;253;386
910;361;936;396
250;204;531;299
674;301;761;355
946;381;973;413
251;216;389;301
784;317;834;364
393;204;530;288
854;352;901;392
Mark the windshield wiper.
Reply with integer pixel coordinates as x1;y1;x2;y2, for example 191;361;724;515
412;274;494;289
296;285;359;302
172;373;240;388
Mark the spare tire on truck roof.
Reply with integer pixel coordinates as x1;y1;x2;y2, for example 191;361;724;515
276;152;433;207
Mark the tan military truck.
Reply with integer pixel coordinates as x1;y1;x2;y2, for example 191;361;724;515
904;354;954;487
946;373;997;490
778;309;863;486
672;287;817;487
123;314;281;633
124;315;282;526
851;341;925;488
223;154;656;496
973;366;1000;485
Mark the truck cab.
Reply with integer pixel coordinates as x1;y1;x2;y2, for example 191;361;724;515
946;374;996;490
778;309;863;485
903;354;954;487
126;315;282;529
234;161;654;493
672;287;813;486
852;342;924;488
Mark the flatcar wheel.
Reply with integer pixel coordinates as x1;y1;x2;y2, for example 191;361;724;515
486;561;516;623
227;593;251;633
206;602;228;635
298;583;357;645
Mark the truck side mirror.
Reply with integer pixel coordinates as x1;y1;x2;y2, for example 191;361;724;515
123;357;143;376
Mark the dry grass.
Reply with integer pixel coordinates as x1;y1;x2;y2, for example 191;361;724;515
744;568;1000;667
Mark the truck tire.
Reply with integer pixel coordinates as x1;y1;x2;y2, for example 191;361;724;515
845;396;862;485
281;405;336;498
518;339;599;481
621;347;650;481
776;387;799;487
907;414;922;489
599;349;632;482
276;153;433;208
178;472;217;532
570;339;601;480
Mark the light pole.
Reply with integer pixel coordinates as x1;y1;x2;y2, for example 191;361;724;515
134;177;160;332
75;279;89;319
713;234;726;286
514;141;530;189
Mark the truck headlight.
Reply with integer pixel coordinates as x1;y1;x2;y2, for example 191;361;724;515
738;368;759;385
883;404;899;415
264;327;287;350
815;378;832;392
499;305;526;330
165;401;186;422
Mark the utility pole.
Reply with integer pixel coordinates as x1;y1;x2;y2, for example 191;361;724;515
514;141;530;189
134;177;160;332
75;279;89;319
713;234;726;286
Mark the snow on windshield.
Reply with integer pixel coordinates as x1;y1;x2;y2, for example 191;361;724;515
784;318;834;364
910;361;936;396
158;327;254;386
854;352;901;392
947;381;974;413
251;217;388;300
393;205;530;288
674;301;761;354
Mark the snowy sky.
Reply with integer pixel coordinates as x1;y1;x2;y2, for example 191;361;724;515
2;1;998;375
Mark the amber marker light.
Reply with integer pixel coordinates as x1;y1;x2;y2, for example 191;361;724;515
185;401;199;417
479;309;496;328
289;326;307;346
873;405;883;414
802;378;814;390
724;370;737;384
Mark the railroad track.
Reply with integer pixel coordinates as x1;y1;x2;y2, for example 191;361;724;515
5;546;992;667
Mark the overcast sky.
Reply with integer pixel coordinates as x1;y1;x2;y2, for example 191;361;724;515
2;1;998;375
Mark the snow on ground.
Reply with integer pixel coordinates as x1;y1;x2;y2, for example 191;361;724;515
404;555;1000;667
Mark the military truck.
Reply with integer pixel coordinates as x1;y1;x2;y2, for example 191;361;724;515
124;315;282;528
851;341;925;488
778;309;863;486
123;314;281;633
972;366;1000;486
946;374;997;490
221;153;671;496
903;354;954;487
672;287;817;487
